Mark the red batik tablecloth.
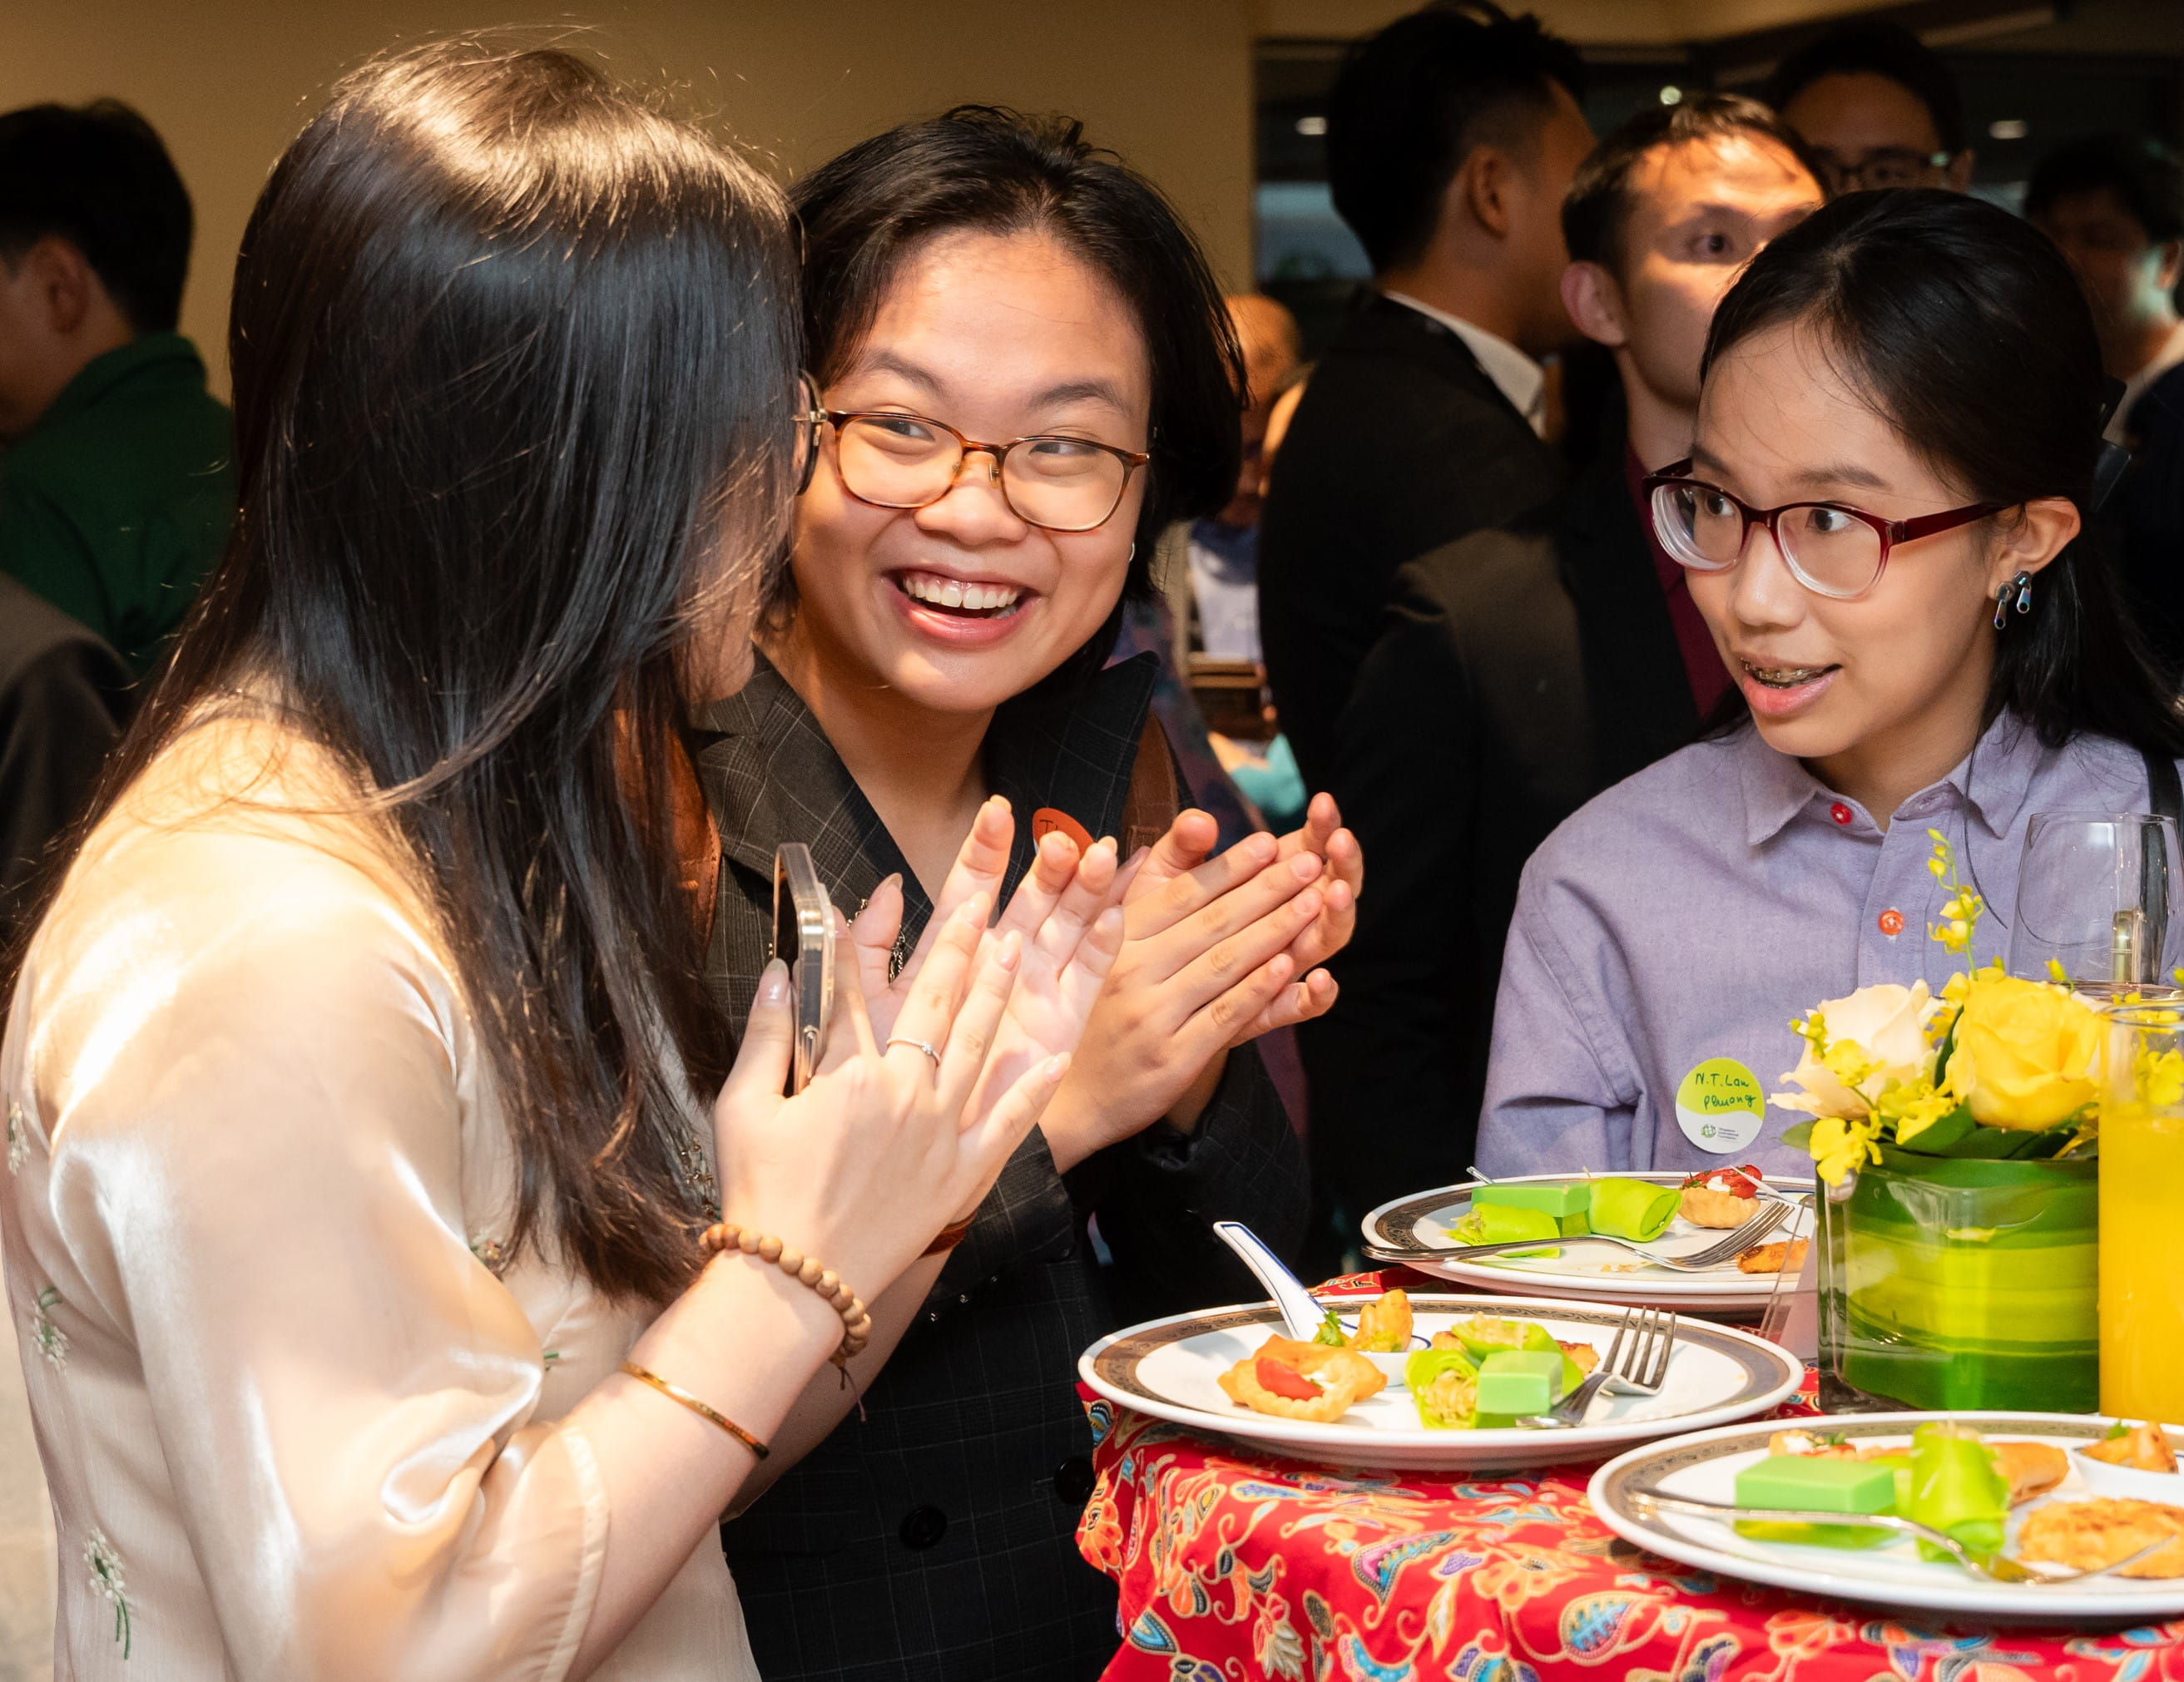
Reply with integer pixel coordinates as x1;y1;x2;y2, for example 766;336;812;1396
1075;1276;2184;1682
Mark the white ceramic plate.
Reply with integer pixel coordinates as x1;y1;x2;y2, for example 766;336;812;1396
1077;1293;1802;1471
1590;1412;2184;1621
1363;1174;1815;1312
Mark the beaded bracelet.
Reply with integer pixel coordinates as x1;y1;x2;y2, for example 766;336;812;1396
702;1222;872;1367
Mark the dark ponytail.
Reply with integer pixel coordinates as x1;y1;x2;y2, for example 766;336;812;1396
1702;188;2184;757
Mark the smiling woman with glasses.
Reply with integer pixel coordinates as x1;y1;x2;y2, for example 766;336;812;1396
687;107;1351;1680
1473;188;2184;1182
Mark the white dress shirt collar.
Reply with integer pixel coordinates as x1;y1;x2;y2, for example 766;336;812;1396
1380;290;1548;438
2110;319;2184;443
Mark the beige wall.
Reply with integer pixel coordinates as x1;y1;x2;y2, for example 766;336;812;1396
2;0;1260;399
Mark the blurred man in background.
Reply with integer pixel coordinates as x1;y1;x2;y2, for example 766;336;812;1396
1766;19;1972;198
1297;97;1820;1269
1174;294;1307;831
1258;2;1590;794
0;101;233;680
2029;136;2184;672
1178;294;1299;665
1558;96;1823;716
2029;136;2184;440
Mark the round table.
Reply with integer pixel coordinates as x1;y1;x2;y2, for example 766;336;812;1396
1073;1280;2184;1681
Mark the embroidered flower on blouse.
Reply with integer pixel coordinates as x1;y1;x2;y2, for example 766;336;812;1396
85;1527;131;1658
6;1101;27;1175
31;1287;67;1371
666;1119;718;1218
468;1236;508;1277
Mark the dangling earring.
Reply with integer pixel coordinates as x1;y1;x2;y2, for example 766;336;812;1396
1993;570;2033;630
1127;542;1137;563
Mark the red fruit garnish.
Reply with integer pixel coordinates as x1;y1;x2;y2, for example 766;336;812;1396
1255;1357;1323;1401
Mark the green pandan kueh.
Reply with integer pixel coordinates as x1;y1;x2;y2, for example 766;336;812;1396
1474;1182;1592;1234
1823;1148;2097;1411
1731;1454;1899;1551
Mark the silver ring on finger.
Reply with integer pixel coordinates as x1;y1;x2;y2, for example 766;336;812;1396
885;1036;942;1070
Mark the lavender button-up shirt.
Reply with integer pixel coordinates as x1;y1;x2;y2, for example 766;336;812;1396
1477;713;2165;1178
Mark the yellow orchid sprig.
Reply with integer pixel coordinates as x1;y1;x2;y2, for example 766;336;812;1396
1809;1115;1884;1185
1925;829;1983;958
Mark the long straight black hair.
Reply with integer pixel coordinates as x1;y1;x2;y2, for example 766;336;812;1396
25;41;801;1300
1701;188;2184;757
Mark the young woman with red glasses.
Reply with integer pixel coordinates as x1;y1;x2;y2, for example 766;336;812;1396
1476;188;2184;1177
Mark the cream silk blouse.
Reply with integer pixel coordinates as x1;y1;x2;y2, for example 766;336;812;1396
0;710;757;1680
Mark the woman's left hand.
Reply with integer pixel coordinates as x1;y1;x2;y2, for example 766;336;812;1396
846;798;1126;1151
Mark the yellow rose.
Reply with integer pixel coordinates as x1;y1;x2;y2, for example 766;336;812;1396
1944;972;2101;1130
1772;982;1940;1120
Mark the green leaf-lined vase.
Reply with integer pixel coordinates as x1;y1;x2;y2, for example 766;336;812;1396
1817;1145;2097;1412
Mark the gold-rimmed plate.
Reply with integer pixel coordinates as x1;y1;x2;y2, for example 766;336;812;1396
1363;1174;1815;1312
1591;1412;2184;1620
1078;1293;1802;1471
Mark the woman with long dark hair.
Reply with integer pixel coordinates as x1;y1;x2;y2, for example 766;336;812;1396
1477;188;2184;1175
0;45;1117;1680
694;108;1350;1676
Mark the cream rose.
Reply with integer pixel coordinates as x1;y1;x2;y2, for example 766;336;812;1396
1772;980;1940;1119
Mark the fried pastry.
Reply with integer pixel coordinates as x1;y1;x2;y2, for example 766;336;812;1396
1993;1441;2069;1506
1736;1239;1810;1274
2017;1498;2184;1578
2084;1423;2181;1473
1218;1336;1386;1423
1350;1289;1413;1353
1558;1338;1599;1377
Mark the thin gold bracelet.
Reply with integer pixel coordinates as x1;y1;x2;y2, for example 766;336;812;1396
620;1360;769;1461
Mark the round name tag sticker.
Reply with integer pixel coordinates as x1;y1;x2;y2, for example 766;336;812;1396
1675;1056;1766;1155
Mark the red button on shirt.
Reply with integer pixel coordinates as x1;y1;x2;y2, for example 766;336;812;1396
1830;803;1853;826
1879;908;1905;937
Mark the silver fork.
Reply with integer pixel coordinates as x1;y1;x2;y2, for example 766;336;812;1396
1518;1307;1676;1428
1364;1202;1789;1271
1628;1488;2168;1585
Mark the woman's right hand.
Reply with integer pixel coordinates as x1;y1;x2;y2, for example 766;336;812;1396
708;891;1067;1304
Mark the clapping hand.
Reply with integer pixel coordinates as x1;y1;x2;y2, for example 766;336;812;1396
848;797;1126;1146
1115;792;1360;1046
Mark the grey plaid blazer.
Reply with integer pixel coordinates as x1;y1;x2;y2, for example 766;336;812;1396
689;651;1308;1682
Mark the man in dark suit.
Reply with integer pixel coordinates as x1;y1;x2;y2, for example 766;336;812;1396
2026;136;2184;675
1299;97;1823;1265
1257;3;1592;791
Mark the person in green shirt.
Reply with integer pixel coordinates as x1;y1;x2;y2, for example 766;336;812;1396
0;100;234;679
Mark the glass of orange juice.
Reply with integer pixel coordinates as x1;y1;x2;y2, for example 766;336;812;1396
2102;1006;2184;1420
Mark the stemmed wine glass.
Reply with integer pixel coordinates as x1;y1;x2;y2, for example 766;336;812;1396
2007;812;2184;1000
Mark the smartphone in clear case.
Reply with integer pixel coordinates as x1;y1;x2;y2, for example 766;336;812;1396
770;843;834;1092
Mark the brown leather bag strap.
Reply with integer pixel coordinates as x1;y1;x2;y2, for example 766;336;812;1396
1120;715;1179;856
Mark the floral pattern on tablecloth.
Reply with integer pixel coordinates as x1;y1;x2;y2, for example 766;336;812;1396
1075;1394;2184;1682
